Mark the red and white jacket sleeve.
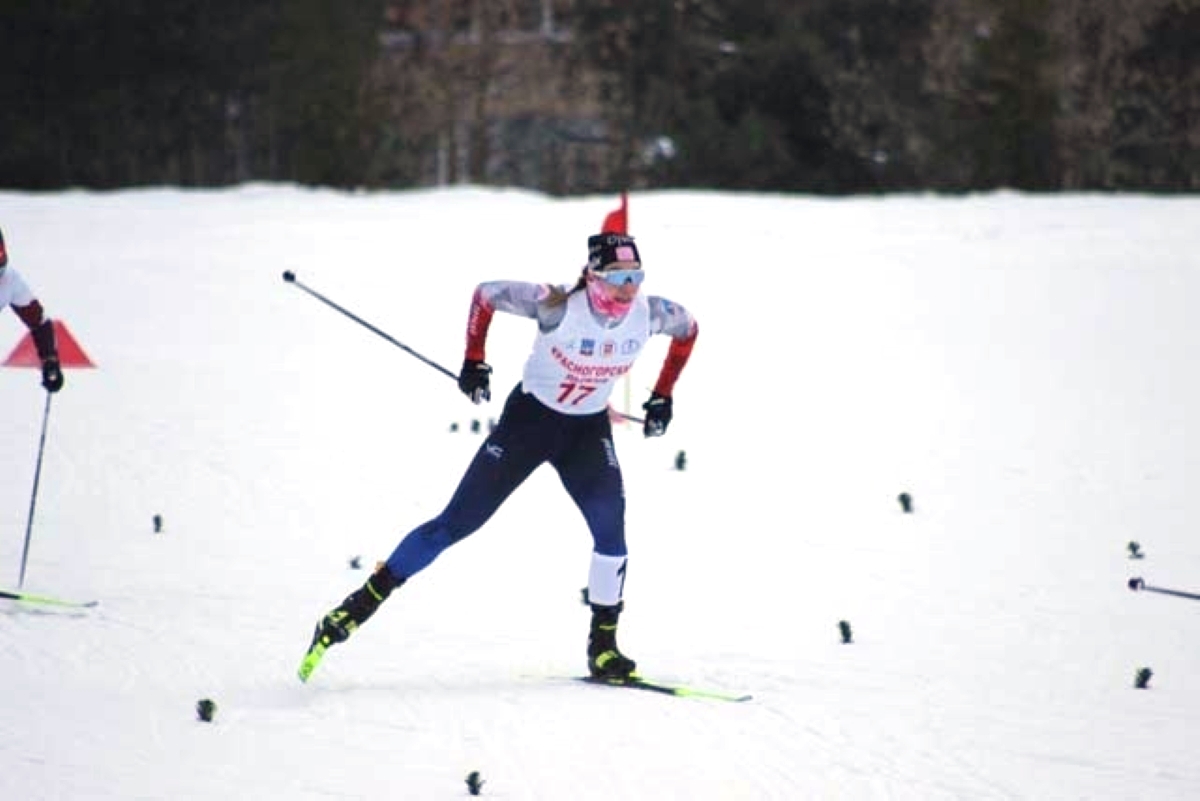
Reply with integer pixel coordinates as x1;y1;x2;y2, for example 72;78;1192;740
463;280;550;362
463;286;495;362
653;321;698;397
3;269;57;361
647;296;698;397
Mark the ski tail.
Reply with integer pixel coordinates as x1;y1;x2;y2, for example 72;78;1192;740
0;588;98;608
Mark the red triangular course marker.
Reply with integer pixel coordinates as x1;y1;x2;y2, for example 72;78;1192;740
3;320;96;368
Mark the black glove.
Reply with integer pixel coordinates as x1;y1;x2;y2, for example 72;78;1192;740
458;359;492;404
641;392;672;437
41;358;64;393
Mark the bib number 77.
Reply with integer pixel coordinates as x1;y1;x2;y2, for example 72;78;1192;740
557;382;599;406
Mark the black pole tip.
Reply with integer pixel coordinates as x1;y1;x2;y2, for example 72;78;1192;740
282;270;296;282
1129;577;1144;591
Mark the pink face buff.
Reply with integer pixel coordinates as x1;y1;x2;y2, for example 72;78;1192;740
586;274;636;317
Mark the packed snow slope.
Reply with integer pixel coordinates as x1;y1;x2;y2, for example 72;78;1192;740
2;186;1199;800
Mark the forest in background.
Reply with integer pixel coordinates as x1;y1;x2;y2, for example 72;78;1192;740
2;0;1197;194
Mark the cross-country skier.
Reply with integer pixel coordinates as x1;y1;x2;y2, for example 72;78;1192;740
0;227;64;393
300;232;698;682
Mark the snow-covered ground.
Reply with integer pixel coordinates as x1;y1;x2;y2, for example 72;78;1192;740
2;186;1198;800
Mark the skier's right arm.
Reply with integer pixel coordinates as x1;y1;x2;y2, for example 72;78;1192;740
459;280;548;403
464;280;548;362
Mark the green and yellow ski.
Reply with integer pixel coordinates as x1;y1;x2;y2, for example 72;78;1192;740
576;675;752;703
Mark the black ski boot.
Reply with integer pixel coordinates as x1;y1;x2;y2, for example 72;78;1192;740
299;564;402;681
587;602;638;680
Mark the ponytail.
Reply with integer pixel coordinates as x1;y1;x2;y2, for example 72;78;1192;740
546;269;589;307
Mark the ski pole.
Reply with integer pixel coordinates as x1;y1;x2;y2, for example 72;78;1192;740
1128;577;1200;601
18;391;53;588
282;271;458;381
281;272;649;424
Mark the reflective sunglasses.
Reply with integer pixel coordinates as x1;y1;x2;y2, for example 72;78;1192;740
595;268;644;287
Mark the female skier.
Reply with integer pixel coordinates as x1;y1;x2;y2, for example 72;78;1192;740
300;232;698;682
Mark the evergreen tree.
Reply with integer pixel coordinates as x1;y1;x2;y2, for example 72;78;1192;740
1119;3;1200;189
958;0;1061;189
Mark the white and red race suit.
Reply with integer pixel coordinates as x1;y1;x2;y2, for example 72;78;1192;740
464;280;698;412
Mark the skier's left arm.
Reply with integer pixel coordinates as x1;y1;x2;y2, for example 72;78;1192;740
641;297;699;437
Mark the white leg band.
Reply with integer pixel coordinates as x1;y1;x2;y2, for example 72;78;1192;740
587;552;628;607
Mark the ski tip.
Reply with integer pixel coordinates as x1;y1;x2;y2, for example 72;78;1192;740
297;644;326;683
